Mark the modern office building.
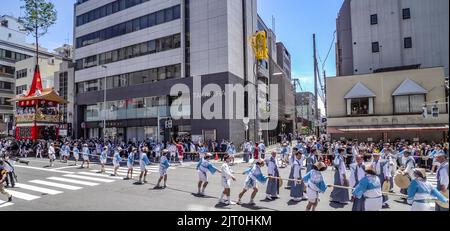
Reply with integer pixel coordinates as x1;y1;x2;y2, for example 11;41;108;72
54;59;75;137
336;0;449;77
295;92;316;134
326;67;448;142
0;15;54;134
276;42;291;80
73;0;265;144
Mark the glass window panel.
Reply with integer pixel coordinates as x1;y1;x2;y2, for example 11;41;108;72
155;39;163;52
139;42;148;54
156;10;165;24
409;95;424;113
165;8;173;21
395;96;410;113
173;34;181;48
148;13;156;26
140;15;148;28
105;52;112;63
126;21;133;33
166;65;175;79
118;47;126;60
132;18;140;31
106;3;113;14
149;68;158;82
174;64;181;78
158;67;166;80
111;50;118;62
132;44;140;57
173;5;181;19
119;23;126;35
148;40;156;53
126;46;133;58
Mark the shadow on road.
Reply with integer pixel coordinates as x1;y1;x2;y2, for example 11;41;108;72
214;203;232;210
329;201;347;208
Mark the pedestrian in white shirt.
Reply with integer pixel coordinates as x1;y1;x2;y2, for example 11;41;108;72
48;143;56;167
219;154;236;205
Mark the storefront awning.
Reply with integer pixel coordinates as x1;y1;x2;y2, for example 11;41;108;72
330;125;449;133
344;82;376;99
392;78;428;96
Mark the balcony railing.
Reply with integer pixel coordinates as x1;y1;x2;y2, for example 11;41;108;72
15;114;61;123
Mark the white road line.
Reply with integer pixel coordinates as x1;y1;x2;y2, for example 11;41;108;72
90;170;139;177
15;183;63;195
0;200;14;208
63;174;115;183
14;165;74;174
104;168;129;173
78;172;123;179
5;190;40;201
53;165;82;170
30;180;82;190
48;177;99;186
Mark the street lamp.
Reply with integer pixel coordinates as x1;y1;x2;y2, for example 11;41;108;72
101;65;108;139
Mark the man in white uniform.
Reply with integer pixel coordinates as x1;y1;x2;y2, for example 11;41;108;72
219;154;236;205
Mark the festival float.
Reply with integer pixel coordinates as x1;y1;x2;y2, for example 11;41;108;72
9;65;67;140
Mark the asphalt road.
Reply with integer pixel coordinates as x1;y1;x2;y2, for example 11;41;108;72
0;156;433;211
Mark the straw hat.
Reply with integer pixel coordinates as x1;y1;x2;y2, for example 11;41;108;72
394;173;411;189
364;164;377;175
314;162;327;171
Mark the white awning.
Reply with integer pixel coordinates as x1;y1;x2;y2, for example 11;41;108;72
392;78;428;96
344;82;376;99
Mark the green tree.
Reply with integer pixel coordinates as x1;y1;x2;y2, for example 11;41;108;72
19;0;57;62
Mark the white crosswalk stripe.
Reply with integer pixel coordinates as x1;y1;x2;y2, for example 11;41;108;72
90;170;140;177
63;174;115;183
78;172;123;179
47;177;100;186
30;180;83;190
0;200;14;208
5;189;40;201
15;183;63;195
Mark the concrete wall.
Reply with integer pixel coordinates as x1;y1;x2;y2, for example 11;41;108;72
349;0;449;76
336;0;353;76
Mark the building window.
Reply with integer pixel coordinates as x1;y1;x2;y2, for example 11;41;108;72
75;33;181;70
75;5;181;48
346;98;374;116
370;14;378;25
372;42;380;53
16;85;27;95
394;94;425;114
402;8;411;19
404;37;412;49
16;69;28;79
0;97;12;106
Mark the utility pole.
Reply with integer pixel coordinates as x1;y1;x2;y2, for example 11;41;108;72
323;70;327;116
313;34;319;138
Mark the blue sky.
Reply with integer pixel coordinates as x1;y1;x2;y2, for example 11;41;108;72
2;0;343;115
